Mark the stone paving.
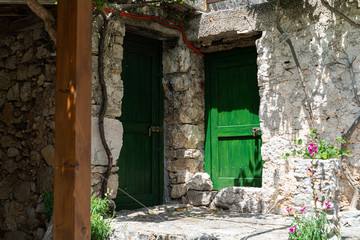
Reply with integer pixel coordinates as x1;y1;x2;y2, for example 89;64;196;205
110;204;360;240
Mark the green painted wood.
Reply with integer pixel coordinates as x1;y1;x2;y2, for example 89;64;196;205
115;33;163;210
205;47;263;190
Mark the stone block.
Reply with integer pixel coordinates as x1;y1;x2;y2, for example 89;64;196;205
186;172;213;191
7;147;19;157
14;181;31;202
112;44;123;60
3;159;17;173
163;46;191;74
41;145;55;167
91;117;123;166
187;190;217;206
166;159;200;173
171;183;187;199
6;83;19;101
20;82;32;101
36;167;53;193
211;187;263;213
36;45;50;59
5;55;17;69
107;173;118;199
171;124;204;149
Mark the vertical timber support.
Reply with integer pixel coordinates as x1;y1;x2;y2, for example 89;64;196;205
53;0;92;239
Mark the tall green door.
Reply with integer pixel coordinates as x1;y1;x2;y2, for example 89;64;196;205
115;33;163;210
205;47;263;190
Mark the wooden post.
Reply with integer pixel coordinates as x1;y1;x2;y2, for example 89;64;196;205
53;0;92;239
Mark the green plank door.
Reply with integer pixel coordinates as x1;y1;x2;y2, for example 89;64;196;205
205;47;263;190
115;33;163;210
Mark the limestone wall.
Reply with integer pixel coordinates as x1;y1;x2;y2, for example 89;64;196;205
256;2;360;212
0;27;56;239
188;0;360;213
163;44;205;200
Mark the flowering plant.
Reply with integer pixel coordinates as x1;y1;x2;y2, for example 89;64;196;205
283;129;351;159
286;162;340;239
287;203;331;240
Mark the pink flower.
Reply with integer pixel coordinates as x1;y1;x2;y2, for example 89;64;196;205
325;202;331;209
315;197;319;202
300;206;306;213
308;143;318;157
289;226;297;233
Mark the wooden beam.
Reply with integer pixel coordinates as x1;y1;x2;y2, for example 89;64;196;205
53;0;92;239
0;0;56;4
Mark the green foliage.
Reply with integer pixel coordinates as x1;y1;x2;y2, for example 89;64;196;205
43;190;54;222
91;195;113;240
283;129;351;159
288;211;330;240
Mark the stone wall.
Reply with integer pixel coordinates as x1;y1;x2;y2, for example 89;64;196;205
90;15;124;199
163;44;206;200
188;0;360;213
256;2;360;212
0;27;56;239
293;159;341;215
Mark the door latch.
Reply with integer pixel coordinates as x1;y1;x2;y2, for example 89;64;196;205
251;127;261;137
149;126;162;136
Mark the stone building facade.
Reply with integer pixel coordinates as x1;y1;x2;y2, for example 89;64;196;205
1;0;360;238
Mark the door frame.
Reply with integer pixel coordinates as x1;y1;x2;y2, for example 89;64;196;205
116;32;164;209
204;47;262;190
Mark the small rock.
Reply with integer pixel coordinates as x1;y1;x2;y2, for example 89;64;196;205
3;159;17;173
36;45;50;59
6;83;19;101
36;228;46;240
41;145;55;167
186;172;213;191
36;202;45;213
7;147;19;157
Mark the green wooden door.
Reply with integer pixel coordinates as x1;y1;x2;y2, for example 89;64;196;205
205;47;263;190
115;33;163;210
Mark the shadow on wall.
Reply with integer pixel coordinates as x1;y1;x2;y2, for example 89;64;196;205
248;0;360;209
249;0;360;140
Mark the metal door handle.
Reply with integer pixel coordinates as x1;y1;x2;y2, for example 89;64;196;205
251;127;261;137
149;126;162;136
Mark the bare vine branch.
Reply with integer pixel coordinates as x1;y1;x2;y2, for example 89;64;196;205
96;4;147;198
334;51;360;210
25;0;56;44
97;10;113;198
275;0;314;128
320;0;360;29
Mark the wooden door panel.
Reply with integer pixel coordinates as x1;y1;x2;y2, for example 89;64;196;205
115;33;162;210
205;47;263;190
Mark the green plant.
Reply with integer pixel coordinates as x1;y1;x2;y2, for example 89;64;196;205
286;156;340;239
288;208;330;240
91;195;113;240
43;190;54;222
283;129;351;159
